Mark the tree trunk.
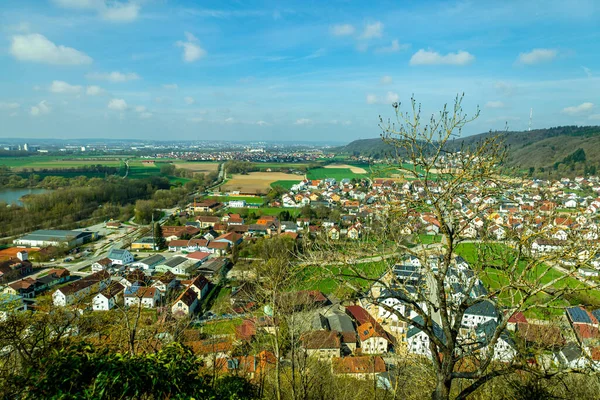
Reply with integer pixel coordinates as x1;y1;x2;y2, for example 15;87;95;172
432;374;452;400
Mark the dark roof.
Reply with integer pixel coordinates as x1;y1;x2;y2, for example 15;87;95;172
326;312;355;333
567;307;593;324
406;316;446;343
465;300;498;318
301;330;341;350
560;343;583;362
163;256;188;268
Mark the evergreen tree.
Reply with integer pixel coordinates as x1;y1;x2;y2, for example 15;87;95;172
154;222;166;249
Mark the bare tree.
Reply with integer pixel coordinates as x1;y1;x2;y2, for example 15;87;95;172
304;95;600;400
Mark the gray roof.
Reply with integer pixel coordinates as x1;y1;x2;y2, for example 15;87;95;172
560;343;583;362
326;312;355;333
108;248;132;261
407;316;446;342
163;256;188;268
18;229;92;242
139;254;166;267
465;300;498;318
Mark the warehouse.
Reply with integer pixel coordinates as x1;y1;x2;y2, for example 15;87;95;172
13;229;98;248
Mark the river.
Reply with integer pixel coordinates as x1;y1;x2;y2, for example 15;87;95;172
0;188;49;206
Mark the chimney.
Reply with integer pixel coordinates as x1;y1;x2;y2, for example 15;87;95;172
17;251;28;261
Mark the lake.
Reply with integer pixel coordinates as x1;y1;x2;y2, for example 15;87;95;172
0;188;49;206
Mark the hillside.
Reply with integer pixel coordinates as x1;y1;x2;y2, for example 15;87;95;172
340;126;600;174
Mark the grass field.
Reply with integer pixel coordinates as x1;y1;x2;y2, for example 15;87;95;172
454;242;600;318
296;260;388;295
221;172;302;194
1;156;127;170
270;180;301;190
306;168;365;181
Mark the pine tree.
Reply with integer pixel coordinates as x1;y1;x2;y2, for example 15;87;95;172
154;223;166;250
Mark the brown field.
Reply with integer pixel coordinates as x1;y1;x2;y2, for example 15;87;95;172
324;163;367;174
221;172;301;194
173;162;219;173
0;247;39;260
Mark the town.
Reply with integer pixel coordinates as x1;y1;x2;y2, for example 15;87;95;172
3;154;600;393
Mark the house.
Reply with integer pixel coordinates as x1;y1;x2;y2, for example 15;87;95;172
332;356;387;381
197;257;229;280
406;316;446;359
554;343;589;369
0;252;33;282
130;237;158;251
151;271;178;294
185;251;211;264
195;216;221;228
52;270;110;306
156;256;198;277
35;268;70;293
105;220;122;229
14;229;97;248
462;300;498;329
357;322;390;354
91;257;113;273
92;282;125;311
172;287;198;317
107;248;134;265
220;351;276;380
124;286;161;308
182;275;210;299
190;200;223;214
475;320;517;362
301;330;342;360
5;277;36;298
328;226;340;240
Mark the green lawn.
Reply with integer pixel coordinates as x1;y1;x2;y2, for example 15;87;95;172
306;168;365;181
0;155;127;170
417;234;443;244
201;318;242;335
270;180;301;190
455;242;600;318
296;261;388;295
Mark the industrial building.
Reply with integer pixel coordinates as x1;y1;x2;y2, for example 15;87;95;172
13;229;98;248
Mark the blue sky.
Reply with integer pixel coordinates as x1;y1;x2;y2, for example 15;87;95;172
0;0;599;143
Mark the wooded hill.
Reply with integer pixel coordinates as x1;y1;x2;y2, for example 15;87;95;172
338;126;600;175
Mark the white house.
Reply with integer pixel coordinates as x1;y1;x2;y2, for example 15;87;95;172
124;286;161;308
461;300;498;329
91;257;113;273
107;248;134;265
229;200;246;208
171;287;198;317
357;322;390;354
52;271;110;307
406;317;445;359
92;282;124;311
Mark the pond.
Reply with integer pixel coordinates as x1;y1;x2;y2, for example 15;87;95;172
0;188;49;206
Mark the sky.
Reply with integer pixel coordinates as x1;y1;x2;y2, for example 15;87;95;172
0;0;599;143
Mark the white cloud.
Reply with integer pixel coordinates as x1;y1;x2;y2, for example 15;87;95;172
139;112;152;119
485;101;505;109
86;85;104;96
30;100;50;116
86;71;140;82
52;0;99;9
385;92;399;103
330;24;355;36
330;120;352;126
294;118;312;125
375;39;409;54
410;49;475;66
184;96;195;105
6;22;30;32
516;48;557;65
589;114;600;121
163;83;178;89
101;2;140;22
380;75;393;85
0;102;20;110
50;80;82;94
495;81;515;96
256;120;270;126
360;22;383;39
108;98;127;111
188;117;204;123
10;33;92;65
366;94;378;104
53;0;140;22
176;32;206;63
562;102;594;115
134;105;146;113
583;66;592;78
